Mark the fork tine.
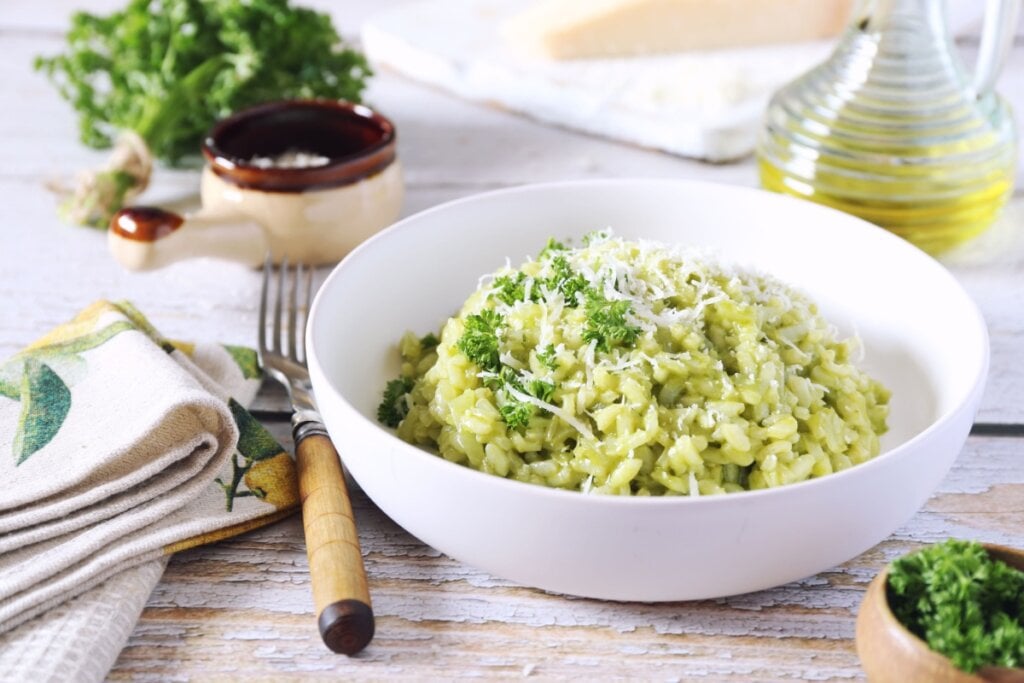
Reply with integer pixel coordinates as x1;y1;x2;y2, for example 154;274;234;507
259;254;271;356
300;263;314;364
273;256;286;353
287;261;300;362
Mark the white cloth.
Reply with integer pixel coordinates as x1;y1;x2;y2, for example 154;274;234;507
0;301;299;681
0;559;166;682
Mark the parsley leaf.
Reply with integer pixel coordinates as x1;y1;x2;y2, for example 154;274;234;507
377;376;414;428
490;243;587;309
583;289;641;353
537;344;559;370
495;375;555;430
538;237;567;259
491;271;541;306
419;332;439;350
499;402;533;430
526;379;555;403
546;256;588;307
483;366;522;393
457;310;503;372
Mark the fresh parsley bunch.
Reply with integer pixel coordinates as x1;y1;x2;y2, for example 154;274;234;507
887;539;1024;673
36;0;371;226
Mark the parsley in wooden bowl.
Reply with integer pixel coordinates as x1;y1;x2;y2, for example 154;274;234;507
856;539;1024;682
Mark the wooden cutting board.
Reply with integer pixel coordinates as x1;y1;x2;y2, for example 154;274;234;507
361;0;837;161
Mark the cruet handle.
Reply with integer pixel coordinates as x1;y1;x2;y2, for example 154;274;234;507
973;0;1022;96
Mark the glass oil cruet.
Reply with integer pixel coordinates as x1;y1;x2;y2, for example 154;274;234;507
757;0;1021;254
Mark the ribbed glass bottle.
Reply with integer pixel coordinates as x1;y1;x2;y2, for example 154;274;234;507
757;0;1017;254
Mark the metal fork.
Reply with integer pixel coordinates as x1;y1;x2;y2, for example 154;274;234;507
259;256;374;655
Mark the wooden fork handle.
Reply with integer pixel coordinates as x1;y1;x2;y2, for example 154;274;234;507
295;426;374;655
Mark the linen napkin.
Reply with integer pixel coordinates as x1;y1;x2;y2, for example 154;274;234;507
0;301;300;680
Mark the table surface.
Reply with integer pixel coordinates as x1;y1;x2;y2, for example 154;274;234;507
3;2;1023;679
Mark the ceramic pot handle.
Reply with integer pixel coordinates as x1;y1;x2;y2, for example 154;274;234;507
974;0;1021;96
108;206;267;271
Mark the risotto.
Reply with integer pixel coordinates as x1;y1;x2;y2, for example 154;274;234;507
377;233;890;496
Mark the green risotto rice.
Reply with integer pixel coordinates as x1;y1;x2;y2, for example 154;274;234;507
378;233;890;496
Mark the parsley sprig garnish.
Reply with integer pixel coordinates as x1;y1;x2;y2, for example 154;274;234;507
537;344;559;370
527;379;555;403
538;238;567;259
377;376;414;428
490;250;588;309
498;402;534;430
497;378;555;430
457;310;503;372
583;290;641;353
419;333;440;350
492;272;542;306
480;365;555;431
547;256;588;307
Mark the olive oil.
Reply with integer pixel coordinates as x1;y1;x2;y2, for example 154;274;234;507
756;0;1018;255
758;142;1016;254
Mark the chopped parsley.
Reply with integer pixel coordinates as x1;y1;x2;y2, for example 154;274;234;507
457;310;503;372
547;256;588;307
419;332;440;350
499;401;534;430
482;365;522;393
377;376;414;427
537;344;559;370
488;250;588;310
583;289;641;353
887;539;1024;673
526;378;555;403
492;271;540;306
495;375;556;430
479;364;557;431
538;237;567;259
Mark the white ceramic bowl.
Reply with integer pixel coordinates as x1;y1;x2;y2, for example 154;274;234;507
307;179;988;602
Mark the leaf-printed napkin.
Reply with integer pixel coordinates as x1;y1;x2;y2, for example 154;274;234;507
0;301;300;681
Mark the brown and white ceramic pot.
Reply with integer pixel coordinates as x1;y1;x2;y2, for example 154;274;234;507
109;99;403;270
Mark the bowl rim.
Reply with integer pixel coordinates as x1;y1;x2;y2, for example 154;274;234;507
307;178;991;507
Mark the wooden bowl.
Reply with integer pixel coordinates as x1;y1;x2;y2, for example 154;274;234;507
856;543;1024;683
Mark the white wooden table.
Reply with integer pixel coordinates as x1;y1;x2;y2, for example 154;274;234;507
3;2;1023;679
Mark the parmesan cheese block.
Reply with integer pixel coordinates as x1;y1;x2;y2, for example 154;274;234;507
503;0;855;59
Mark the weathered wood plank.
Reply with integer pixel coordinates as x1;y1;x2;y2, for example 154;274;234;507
108;433;1023;679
